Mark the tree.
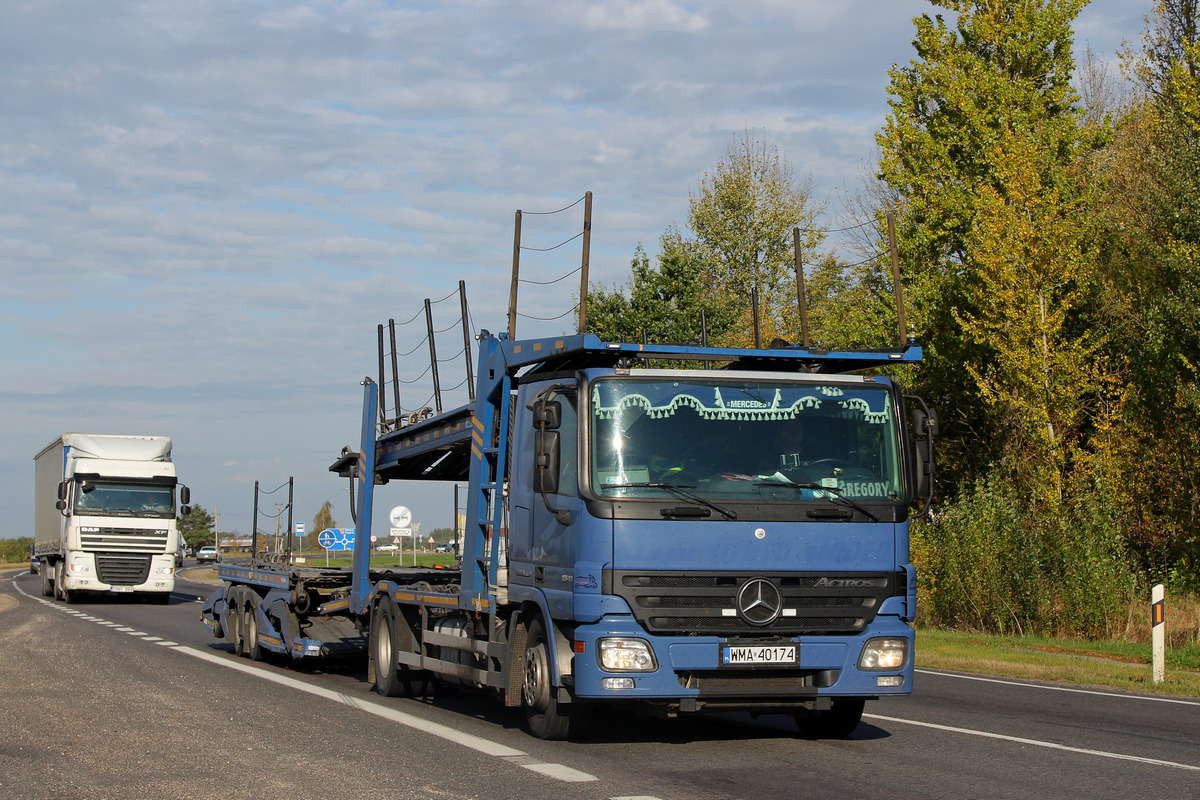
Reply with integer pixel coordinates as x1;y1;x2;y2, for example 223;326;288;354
587;228;740;348
876;0;1096;491
179;504;216;548
688;129;825;345
312;500;337;537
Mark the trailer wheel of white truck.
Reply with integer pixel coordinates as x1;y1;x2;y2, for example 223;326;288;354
40;564;54;598
522;617;591;740
794;697;865;739
372;597;426;698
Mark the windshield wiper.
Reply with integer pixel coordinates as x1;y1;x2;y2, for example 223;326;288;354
753;480;879;522
604;483;738;520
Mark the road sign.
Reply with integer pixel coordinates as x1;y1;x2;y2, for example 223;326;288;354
391;527;413;538
317;528;356;551
295;522;306;537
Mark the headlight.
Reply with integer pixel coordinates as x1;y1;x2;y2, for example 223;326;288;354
68;563;90;574
598;638;658;672
858;637;908;671
155;567;174;575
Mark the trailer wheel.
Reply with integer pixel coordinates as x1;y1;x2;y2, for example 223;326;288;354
372;598;425;698
244;597;264;661
794;697;865;739
224;588;244;654
40;564;54;598
522;617;591;740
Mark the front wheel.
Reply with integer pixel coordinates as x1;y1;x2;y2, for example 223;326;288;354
795;697;865;739
521;617;591;740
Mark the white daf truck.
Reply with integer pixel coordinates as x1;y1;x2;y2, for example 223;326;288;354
35;433;190;603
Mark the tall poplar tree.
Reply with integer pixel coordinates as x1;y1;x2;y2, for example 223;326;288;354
876;0;1094;494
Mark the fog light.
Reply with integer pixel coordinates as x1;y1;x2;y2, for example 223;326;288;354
602;677;636;689
598;638;657;672
858;637;908;671
876;675;904;688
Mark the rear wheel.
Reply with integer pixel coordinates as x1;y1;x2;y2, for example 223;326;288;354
224;588;243;654
372;598;426;697
795;697;865;739
244;596;264;661
521;617;591;740
40;565;54;597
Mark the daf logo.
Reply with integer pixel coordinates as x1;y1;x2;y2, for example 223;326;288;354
737;578;782;626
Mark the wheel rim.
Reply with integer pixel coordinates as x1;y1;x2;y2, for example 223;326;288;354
377;611;394;680
523;640;551;712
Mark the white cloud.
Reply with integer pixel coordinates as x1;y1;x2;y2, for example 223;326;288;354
0;0;1146;535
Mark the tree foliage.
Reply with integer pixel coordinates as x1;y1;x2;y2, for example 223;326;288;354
877;0;1094;494
311;500;337;537
179;504;216;548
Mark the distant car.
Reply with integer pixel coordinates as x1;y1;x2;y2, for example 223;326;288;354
175;543;185;567
435;545;451;554
195;546;221;564
30;556;40;575
376;543;399;552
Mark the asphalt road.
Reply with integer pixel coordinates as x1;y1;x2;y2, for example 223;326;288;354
3;568;1199;800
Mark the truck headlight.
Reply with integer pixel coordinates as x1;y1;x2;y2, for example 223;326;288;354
155;567;174;575
858;637;908;671
598;638;657;672
68;563;90;574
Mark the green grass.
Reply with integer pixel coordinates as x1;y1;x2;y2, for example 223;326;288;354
917;628;1200;698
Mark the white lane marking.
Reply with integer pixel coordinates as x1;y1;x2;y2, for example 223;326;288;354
866;713;1200;772
917;668;1200;707
176;646;598;783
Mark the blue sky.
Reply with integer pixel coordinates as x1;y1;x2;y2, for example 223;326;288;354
1;0;1147;542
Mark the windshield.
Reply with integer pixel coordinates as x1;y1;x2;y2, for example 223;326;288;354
73;481;176;517
589;377;903;503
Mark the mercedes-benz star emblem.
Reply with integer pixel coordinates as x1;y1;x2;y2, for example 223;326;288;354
737;578;782;626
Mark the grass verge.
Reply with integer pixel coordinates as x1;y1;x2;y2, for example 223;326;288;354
917;628;1200;699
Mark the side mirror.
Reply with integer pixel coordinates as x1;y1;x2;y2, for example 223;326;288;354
180;485;191;506
533;430;561;494
57;482;68;501
906;397;938;513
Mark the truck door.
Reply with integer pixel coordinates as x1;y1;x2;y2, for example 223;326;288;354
509;382;579;619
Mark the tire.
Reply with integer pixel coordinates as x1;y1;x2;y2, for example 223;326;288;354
244;596;264;661
40;565;54;598
372;598;426;698
521;617;591;740
55;561;75;604
795;697;865;739
224;588;243;655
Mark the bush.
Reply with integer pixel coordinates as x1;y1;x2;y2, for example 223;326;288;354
913;473;1139;639
0;537;34;565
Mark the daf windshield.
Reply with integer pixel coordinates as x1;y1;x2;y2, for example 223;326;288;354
73;481;176;517
589;376;903;503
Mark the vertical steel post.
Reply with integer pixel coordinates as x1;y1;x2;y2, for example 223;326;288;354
286;477;294;563
251;481;259;563
376;324;387;429
459;281;475;403
508;210;522;340
794;227;811;348
751;286;762;349
887;210;908;345
578;190;592;333
351;379;379;614
389;319;401;425
425;298;442;416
